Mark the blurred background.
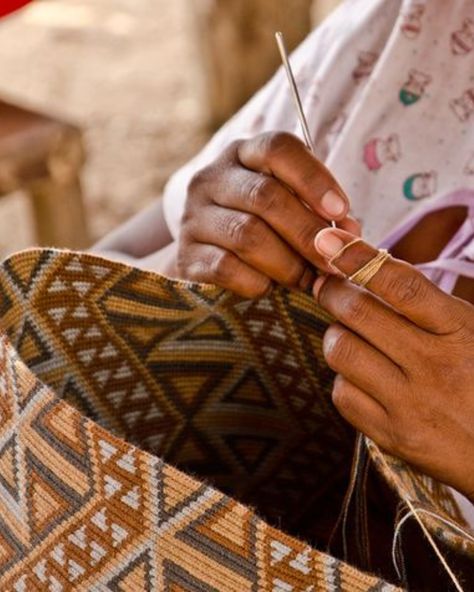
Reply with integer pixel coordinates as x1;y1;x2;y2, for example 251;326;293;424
0;0;339;258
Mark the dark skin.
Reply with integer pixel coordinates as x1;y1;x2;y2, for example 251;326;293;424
171;133;360;297
95;132;472;300
94;132;474;497
313;228;474;502
95;132;360;296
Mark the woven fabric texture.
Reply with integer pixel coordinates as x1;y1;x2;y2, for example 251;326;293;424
0;248;471;591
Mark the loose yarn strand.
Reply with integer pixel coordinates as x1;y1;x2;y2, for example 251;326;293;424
332;430;469;591
357;451;372;568
374;443;466;592
392;506;474;578
392;507;418;580
394;506;409;588
327;433;365;558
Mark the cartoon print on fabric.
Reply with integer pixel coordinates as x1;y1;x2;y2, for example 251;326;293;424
399;69;432;106
464;152;474;175
363;134;401;171
326;113;347;149
450;88;474;121
352;52;378;83
451;18;474;55
403;170;438;200
400;3;426;40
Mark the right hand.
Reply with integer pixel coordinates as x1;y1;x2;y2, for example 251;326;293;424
175;132;360;298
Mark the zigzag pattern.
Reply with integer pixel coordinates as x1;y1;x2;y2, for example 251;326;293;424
0;249;470;590
0;250;355;536
0;335;394;591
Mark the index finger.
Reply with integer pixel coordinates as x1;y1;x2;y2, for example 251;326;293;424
314;228;463;334
237;132;350;222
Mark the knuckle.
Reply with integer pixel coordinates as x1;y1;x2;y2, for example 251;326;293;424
339;292;371;324
247;176;280;213
225;213;262;253
188;165;214;195
298;164;320;189
248;278;272;299
384;270;427;308
226;138;244;155
262;131;298;163
181;200;197;228
210;250;234;283
317;275;337;305
331;377;352;414
176;244;188;275
266;131;295;152
282;262;306;287
426;352;456;383
439;300;469;335
389;425;423;459
177;246;204;282
323;326;354;369
295;220;323;251
181;201;207;238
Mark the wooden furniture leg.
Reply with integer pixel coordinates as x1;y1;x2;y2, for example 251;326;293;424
26;129;88;249
193;0;313;130
0;101;89;249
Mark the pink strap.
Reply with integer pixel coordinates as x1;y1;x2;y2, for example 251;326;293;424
380;189;474;296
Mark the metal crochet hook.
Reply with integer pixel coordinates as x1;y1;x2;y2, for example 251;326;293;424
275;31;336;228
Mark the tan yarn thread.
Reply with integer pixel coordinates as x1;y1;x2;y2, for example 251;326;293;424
392;506;474;580
328;238;391;288
349;249;391;287
330;435;466;590
329;237;364;265
373;442;466;592
328;432;365;558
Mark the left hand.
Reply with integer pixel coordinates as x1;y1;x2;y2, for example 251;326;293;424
313;228;474;501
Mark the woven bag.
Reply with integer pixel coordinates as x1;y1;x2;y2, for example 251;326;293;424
0;249;472;591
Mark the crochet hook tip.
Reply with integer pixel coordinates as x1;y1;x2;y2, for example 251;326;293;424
275;31;337;228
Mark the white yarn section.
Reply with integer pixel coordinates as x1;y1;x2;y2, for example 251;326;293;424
392;507;474;580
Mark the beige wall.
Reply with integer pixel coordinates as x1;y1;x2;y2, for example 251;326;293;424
313;0;342;22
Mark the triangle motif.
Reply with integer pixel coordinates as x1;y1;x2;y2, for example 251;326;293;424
40;402;86;457
16;321;52;369
223;368;276;409
0;436;20;503
0;532;16;570
107;549;153;592
154;362;231;412
225;435;277;473
29;469;70;535
162;465;204;517
4;251;51;297
120;321;183;354
194;499;254;560
177;315;233;342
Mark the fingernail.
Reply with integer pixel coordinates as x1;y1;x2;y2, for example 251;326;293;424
299;267;315;292
312;274;327;301
315;229;345;258
321;189;346;218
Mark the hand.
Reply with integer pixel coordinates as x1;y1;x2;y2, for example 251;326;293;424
313;228;474;501
175;132;359;298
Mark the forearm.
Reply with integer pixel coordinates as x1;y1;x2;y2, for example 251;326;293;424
92;198;173;260
93;227;178;278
